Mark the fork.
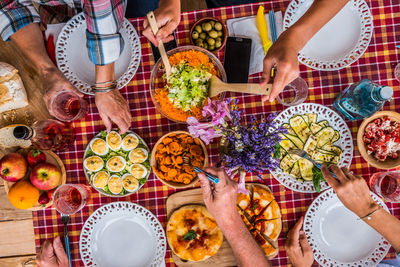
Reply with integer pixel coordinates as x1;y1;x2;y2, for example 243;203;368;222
183;157;219;184
288;149;337;179
61;214;72;267
269;10;278;43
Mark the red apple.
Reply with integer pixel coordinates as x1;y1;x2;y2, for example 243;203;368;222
30;163;61;190
0;153;28;182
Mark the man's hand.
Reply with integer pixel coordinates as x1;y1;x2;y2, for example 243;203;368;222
261;30;301;103
285;216;314;267
42;68;84;116
142;0;181;46
95;89;131;134
198;167;238;228
322;165;378;217
36;236;69;267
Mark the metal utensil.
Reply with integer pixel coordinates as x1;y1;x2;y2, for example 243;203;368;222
269;10;278;43
288;149;337;179
61;214;72;267
183;157;219;184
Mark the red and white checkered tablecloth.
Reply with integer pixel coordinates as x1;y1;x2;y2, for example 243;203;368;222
32;0;400;266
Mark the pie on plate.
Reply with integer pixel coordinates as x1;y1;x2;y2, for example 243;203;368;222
166;205;223;262
236;184;282;258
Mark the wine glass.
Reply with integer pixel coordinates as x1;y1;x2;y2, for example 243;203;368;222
276;77;309;106
369;171;400;203
53;184;90;215
50;90;88;122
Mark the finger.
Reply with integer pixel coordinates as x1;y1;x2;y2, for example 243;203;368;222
288;216;303;244
330;165;348;183
198;172;212;201
157;22;177;41
161;34;174;43
321;165;340;188
299;230;313;253
341;167;357;181
142;26;159;47
99;112;112;132
40;240;55;259
53;236;69;265
269;71;287;103
113;116;129;134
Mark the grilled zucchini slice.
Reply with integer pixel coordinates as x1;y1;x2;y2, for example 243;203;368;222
318;120;329;128
310;123;323;135
289;115;311;142
283;133;304;149
307;113;317;124
331;130;340;143
289;161;301;179
310;150;335;163
303;135;318;154
298;158;314;181
282;123;296;135
316;127;335;147
280;154;300;172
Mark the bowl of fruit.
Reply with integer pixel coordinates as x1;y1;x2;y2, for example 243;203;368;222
357;111;400;169
190;17;227;53
1;148;66;210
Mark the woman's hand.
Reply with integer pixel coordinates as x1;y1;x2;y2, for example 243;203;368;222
95;89;131;134
142;0;181;46
36;236;69;267
322;165;379;217
285;217;314;267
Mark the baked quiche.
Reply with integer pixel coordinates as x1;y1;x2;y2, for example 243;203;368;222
236;184;282;258
167;205;223;262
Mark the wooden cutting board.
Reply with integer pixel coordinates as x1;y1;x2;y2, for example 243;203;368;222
166;187;237;267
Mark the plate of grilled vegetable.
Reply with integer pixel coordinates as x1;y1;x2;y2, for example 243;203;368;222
271;103;353;193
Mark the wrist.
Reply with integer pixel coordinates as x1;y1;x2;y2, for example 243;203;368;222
356;201;379;218
215;211;242;231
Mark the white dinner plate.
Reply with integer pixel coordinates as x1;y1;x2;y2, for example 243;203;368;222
283;0;373;71
56;13;141;95
304;189;390;266
80;202;166;267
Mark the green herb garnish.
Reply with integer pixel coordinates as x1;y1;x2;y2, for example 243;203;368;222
274;143;281;159
183;230;197;241
312;166;325;193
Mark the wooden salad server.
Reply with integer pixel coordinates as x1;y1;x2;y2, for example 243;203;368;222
146;11;172;79
209;75;272;98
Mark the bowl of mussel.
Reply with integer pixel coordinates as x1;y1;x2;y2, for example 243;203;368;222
190;17;227;53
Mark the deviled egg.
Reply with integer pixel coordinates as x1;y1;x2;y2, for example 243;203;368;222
106;156;126;173
92;171;109;189
107;175;123;194
106;131;122;151
90;138;109;156
122;134;139;151
129;148;148;164
122;173;139;192
129;164;148;179
84;156;104;172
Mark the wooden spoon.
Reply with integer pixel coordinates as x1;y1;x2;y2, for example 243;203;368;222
209;75;272;98
146;11;172;79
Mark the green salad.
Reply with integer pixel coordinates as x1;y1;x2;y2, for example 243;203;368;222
166;62;212;111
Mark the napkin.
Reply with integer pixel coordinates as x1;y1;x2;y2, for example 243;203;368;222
226;11;284;75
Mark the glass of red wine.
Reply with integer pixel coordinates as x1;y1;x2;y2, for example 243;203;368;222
369;171;400;203
53;184;90;215
50;90;88;122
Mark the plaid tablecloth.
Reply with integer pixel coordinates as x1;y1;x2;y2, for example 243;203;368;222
32;0;400;266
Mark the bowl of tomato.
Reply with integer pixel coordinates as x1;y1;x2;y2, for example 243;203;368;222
357;111;400;169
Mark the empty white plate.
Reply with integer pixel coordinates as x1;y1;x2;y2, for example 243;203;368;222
56;13;141;95
304;189;390;266
80;202;166;267
283;0;373;70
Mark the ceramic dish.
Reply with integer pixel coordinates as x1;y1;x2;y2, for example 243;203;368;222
283;0;373;71
151;131;208;189
83;130;151;197
271;103;353;193
357;111;400;169
190;17;228;53
304;188;390;266
79;202;166;267
56;13;141;95
149;45;227;123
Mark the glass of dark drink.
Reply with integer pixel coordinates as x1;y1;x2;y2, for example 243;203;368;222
369;171;400;203
51;90;88;122
53;184;90;215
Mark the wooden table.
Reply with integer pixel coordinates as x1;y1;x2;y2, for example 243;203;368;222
0;38;51;267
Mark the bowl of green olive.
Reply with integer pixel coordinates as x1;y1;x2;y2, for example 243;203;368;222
190;17;227;53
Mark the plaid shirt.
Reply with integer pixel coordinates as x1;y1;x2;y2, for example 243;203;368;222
0;0;126;65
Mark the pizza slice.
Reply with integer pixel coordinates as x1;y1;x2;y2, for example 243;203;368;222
253;218;282;241
251;185;275;217
250;228;278;258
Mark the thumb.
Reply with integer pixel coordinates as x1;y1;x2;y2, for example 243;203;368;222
41;240;55;259
198;173;212;202
53;236;69;266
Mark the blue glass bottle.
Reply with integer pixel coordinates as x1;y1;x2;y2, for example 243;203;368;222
333;79;393;120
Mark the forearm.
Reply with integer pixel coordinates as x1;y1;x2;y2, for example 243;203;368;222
285;0;349;50
218;213;271;267
9;23;56;75
158;0;180;10
364;208;400;252
95;63;115;83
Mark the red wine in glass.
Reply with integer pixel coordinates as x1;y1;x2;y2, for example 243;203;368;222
53;184;90;215
369;171;400;202
51;90;88;122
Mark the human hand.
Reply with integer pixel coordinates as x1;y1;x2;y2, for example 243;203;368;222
285;216;314;267
142;1;181;46
322;165;379;217
42;68;84;116
198;167;239;228
36;236;69;267
95;89;131;134
260;30;301;103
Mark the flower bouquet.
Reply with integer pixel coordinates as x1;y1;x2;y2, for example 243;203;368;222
187;98;286;192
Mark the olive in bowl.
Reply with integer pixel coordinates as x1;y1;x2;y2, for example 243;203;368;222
190;17;227;52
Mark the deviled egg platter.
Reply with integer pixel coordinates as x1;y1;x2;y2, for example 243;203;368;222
83;130;151;197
